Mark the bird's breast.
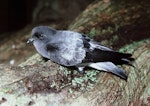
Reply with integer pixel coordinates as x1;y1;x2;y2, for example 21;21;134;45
33;41;49;59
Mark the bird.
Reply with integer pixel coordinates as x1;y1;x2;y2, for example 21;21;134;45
27;26;134;80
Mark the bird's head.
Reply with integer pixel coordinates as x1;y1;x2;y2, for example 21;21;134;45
27;26;56;44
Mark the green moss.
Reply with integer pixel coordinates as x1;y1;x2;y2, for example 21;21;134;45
89;28;96;38
72;70;98;90
110;35;119;46
119;38;150;53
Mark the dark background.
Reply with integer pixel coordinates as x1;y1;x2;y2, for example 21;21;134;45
0;0;93;35
0;0;36;34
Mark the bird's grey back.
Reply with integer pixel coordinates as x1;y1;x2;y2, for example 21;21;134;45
46;30;86;66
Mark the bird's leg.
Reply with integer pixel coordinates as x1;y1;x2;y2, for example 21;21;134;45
77;67;85;74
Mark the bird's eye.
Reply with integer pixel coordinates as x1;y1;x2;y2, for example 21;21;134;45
34;33;41;38
34;33;45;39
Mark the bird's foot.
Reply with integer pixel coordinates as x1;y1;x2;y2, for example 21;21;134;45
77;67;85;74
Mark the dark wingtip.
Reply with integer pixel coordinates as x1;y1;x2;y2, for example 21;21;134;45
111;68;128;81
115;71;127;80
119;53;135;65
127;57;135;61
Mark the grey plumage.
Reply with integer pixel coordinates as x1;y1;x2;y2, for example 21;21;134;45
27;26;134;80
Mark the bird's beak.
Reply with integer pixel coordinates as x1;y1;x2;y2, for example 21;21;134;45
26;38;34;44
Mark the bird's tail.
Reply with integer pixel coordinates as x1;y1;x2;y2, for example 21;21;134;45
89;62;127;80
116;52;134;65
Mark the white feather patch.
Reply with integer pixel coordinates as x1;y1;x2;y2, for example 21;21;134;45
89;62;118;72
